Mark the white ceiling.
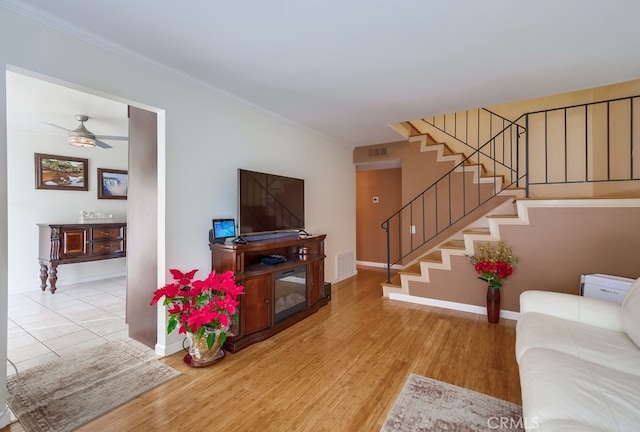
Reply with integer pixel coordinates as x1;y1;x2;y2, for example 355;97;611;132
4;0;640;148
7;71;129;143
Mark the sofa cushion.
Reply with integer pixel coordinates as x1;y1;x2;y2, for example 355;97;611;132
520;290;624;331
519;348;640;432
516;312;640;375
621;277;640;348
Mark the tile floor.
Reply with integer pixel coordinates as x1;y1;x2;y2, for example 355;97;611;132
6;276;155;377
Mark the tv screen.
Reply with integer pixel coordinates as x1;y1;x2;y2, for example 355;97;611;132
238;169;305;234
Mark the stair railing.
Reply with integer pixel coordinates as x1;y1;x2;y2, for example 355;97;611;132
422;108;520;156
523;95;640;193
382;119;526;282
383;94;640;283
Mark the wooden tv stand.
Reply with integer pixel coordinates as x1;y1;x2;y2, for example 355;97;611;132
210;233;328;353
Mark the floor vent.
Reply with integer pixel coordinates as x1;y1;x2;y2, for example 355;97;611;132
336;251;355;280
367;147;387;157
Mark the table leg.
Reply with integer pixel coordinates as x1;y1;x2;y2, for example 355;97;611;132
39;263;48;291
49;264;58;294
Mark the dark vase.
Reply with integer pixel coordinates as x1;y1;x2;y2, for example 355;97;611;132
486;286;500;324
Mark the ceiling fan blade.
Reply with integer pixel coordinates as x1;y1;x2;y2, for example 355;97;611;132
41;121;72;132
94;134;128;141
95;140;113;149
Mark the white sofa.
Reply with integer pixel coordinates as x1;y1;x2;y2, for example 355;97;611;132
515;277;640;432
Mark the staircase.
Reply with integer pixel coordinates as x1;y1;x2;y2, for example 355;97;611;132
378;92;640;312
381;110;525;283
410;133;494;187
381;194;522;298
380;134;524;293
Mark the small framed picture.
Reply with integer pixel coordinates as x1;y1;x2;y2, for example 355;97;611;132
97;168;128;200
35;153;89;191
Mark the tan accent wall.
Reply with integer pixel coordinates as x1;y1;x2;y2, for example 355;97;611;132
408;205;640;312
354;139;462;205
355;139;476;265
356;138;513;265
356;169;401;263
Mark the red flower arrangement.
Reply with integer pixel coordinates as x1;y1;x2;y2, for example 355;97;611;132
151;269;244;348
467;242;518;288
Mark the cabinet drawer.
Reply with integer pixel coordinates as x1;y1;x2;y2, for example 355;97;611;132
92;227;123;240
91;240;124;255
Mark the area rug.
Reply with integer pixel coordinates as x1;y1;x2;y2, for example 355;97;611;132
7;340;181;432
381;373;523;432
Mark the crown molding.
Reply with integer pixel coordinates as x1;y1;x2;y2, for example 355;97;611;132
0;1;344;147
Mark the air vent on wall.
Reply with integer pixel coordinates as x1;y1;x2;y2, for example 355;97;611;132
367;147;387;157
336;251;355;280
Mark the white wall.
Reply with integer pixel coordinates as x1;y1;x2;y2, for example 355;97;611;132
0;39;7;429
0;6;357;417
7;72;129;293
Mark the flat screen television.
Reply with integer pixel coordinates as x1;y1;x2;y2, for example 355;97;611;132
238;168;305;235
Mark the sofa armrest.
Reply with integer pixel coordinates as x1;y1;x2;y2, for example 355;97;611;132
519;290;624;331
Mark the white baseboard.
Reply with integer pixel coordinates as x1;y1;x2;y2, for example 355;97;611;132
55;270;126;287
155;338;185;357
0;405;15;428
356;260;402;270
388;293;519;321
331;269;358;284
15;271;127;294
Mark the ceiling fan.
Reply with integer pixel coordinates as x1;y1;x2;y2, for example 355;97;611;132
43;114;128;149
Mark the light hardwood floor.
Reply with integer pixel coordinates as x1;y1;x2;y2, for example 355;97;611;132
3;267;521;432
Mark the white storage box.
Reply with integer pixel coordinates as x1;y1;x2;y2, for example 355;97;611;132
580;273;634;304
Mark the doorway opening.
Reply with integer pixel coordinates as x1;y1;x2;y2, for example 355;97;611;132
5;68;163;359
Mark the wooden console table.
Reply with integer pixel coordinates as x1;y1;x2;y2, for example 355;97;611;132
37;223;126;293
210;233;328;352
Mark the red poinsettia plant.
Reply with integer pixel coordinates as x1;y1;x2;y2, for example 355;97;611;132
467;241;518;288
151;269;244;348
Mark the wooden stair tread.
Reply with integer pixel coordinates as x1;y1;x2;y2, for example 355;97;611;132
418;135;463;158
423;141;456;156
440;240;465;249
399;262;421;275
479;173;503;179
486;214;519;219
408;122;422;137
421;251;442;263
462;228;490;235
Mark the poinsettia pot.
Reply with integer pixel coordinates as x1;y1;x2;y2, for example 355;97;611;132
187;326;228;366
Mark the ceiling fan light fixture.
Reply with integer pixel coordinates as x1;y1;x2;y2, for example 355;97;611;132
68;115;96;147
68;134;96;147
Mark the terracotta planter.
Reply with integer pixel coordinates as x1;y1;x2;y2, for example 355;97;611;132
486;286;500;324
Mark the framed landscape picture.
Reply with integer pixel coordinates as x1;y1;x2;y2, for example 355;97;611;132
34;153;89;191
97;168;128;199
